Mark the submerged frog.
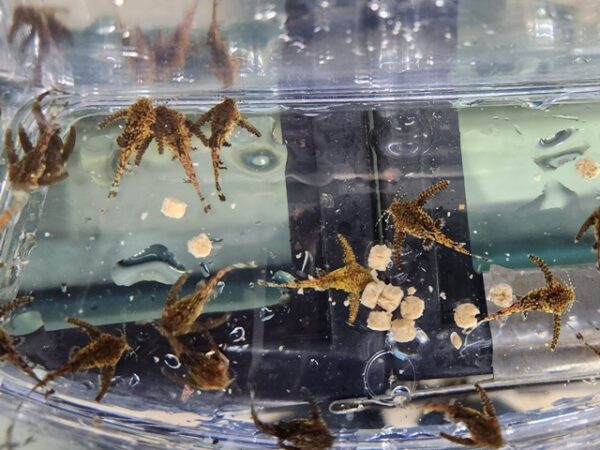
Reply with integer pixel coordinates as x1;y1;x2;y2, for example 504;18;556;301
480;254;575;351
164;331;231;391
207;0;238;88
575;206;600;270
1;91;76;232
195;98;261;202
259;234;373;325
36;318;131;402
388;180;483;264
251;388;335;450
98;98;210;211
426;383;505;449
6;91;76;191
159;262;254;337
0;297;39;383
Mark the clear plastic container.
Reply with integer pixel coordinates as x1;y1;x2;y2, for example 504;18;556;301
1;0;600;449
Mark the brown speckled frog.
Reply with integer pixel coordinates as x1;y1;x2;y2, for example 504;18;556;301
251;388;335;450
426;383;505;449
36;318;130;402
481;254;575;351
259;234;373;325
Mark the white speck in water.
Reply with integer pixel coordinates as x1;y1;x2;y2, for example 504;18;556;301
230;203;236;209
113;0;124;6
164;354;181;369
278;345;284;351
60;283;67;293
428;285;433;293
120;240;125;246
435;0;445;6
153;356;160;363
309;358;319;368
229;326;246;343
129;373;140;387
259;307;275;322
140;211;148;221
216;281;225;295
129;295;134;301
248;282;255;289
44;232;51;238
440;291;447;300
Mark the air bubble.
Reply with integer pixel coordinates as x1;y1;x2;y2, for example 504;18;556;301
164;354;181;369
229;326;246;343
259;307;275;322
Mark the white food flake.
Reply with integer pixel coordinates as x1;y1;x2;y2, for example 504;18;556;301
489;283;513;308
187;233;212;258
367;244;392;271
367;311;392;331
454;303;480;329
161;197;188;219
391;318;416;342
400;295;425;320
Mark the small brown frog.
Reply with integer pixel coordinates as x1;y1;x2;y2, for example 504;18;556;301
207;0;238;88
8;5;73;85
388;180;482;265
251;388;335;450
481;254;575;351
164;331;231;391
1;91;76;232
425;383;505;449
195;98;261;201
36;317;131;402
118;0;199;83
575;206;600;270
259;234;373;325
98;98;211;211
159;262;253;337
5;91;76;191
0;297;39;382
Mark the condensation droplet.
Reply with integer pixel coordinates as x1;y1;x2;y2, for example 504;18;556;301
259;307;275;322
164;354;181;369
229;326;246;343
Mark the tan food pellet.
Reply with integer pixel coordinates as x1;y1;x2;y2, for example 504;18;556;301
161;197;188;219
378;284;404;312
454;303;480;329
391;318;417;342
367;244;392;271
187;233;212;258
407;286;417;296
367;311;392;331
489;283;513;308
400;295;425;320
576;157;600;179
450;331;462;349
361;281;385;309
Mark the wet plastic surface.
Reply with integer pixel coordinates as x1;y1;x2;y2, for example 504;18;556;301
1;1;600;449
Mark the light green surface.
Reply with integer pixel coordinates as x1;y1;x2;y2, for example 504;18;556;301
459;103;599;268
